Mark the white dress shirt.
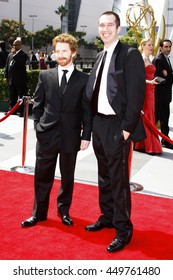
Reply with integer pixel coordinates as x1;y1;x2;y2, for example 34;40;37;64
58;64;74;86
97;40;119;115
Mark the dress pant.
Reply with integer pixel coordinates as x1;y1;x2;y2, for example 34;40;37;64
33;126;77;219
57;152;77;214
157;95;170;137
92;114;133;237
9;82;26;114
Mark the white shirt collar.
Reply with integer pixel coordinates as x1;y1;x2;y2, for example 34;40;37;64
104;39;119;54
13;49;21;56
58;64;74;83
58;63;74;73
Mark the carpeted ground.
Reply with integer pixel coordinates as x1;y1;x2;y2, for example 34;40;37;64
0;169;173;260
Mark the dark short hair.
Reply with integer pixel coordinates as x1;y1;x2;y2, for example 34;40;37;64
99;11;120;27
160;39;172;47
0;40;6;51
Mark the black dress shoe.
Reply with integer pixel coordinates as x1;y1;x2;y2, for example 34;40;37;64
161;139;173;149
164;142;173;149
58;213;73;226
85;220;113;232
21;216;46;227
107;233;132;252
107;238;127;252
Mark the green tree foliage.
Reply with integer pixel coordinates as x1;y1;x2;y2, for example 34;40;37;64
70;31;87;47
120;28;143;48
0;19;29;47
93;36;104;52
0;68;40;101
55;5;68;32
0;69;8;101
33;25;61;49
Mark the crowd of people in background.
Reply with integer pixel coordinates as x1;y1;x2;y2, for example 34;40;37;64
0;41;57;72
28;49;57;70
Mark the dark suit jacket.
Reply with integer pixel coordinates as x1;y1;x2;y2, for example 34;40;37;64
31;54;37;62
29;54;39;69
4;49;28;86
86;41;146;143
33;67;92;153
152;52;173;103
0;50;9;69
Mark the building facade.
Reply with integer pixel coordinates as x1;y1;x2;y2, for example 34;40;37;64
0;0;172;49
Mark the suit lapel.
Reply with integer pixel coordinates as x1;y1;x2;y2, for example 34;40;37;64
66;68;78;86
108;41;121;73
54;68;79;98
107;41;121;104
62;68;79;95
86;51;104;100
50;67;61;98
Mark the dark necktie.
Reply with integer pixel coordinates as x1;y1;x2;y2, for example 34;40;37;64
60;70;68;95
167;57;172;71
91;51;107;115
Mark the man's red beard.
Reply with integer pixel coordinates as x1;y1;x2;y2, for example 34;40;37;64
57;58;66;66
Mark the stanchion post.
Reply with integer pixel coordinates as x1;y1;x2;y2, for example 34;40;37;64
128;141;144;192
11;96;34;173
22;97;29;167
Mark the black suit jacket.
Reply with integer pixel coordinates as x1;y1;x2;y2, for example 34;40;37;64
152;52;173;103
31;54;37;62
4;49;28;86
33;67;92;153
86;41;146;142
0;50;9;69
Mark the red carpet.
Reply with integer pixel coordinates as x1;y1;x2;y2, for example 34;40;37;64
0;169;173;260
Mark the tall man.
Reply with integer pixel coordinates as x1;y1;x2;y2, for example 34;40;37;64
85;11;146;252
4;39;28;117
21;34;92;227
153;39;173;149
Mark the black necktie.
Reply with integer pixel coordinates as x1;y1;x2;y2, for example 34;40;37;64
167;57;172;71
91;51;107;115
60;70;68;95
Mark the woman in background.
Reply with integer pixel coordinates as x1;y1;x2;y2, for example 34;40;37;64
135;38;162;154
39;51;47;69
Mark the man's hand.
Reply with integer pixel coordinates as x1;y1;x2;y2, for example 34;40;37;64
162;69;167;76
80;140;90;150
3;78;8;86
123;130;130;141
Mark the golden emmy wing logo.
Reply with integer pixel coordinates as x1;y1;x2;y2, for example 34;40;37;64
126;2;165;56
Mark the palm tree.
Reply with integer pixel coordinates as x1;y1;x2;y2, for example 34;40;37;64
55;5;68;33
